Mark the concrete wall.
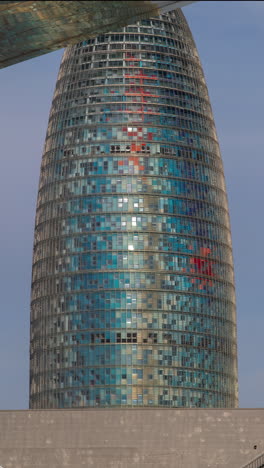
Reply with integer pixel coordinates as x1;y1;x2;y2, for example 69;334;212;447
0;408;263;467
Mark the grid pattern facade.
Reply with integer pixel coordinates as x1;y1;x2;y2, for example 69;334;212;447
30;10;238;409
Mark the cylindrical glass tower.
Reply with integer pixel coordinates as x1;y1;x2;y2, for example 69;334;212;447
30;9;238;409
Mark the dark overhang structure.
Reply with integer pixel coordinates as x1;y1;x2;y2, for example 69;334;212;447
0;1;196;69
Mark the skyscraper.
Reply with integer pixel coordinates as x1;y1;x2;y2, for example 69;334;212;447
30;9;238;409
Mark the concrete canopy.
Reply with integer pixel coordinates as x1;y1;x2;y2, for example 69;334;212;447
0;1;196;69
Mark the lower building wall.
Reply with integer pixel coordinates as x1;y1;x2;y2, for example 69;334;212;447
0;408;263;468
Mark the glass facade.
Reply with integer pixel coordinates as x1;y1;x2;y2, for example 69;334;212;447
30;9;238;409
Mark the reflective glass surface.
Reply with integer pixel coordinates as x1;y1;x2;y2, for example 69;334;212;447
30;10;238;409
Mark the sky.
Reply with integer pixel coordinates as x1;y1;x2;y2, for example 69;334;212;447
0;0;263;409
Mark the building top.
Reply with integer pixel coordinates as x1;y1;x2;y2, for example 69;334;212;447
0;0;195;69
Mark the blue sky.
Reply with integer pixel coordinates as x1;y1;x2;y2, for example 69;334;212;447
0;1;263;408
